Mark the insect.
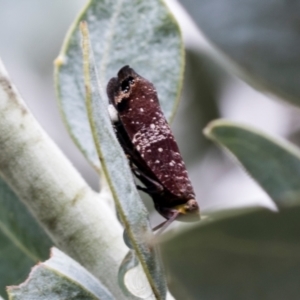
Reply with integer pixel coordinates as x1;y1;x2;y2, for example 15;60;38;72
107;66;200;232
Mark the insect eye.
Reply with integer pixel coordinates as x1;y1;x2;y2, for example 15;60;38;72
121;76;135;92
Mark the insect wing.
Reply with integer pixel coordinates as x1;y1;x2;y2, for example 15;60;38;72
107;66;195;202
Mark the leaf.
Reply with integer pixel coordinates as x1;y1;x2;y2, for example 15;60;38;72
204;120;300;207
55;0;184;171
7;247;114;300
0;177;52;299
161;207;300;300
181;0;300;105
80;23;167;300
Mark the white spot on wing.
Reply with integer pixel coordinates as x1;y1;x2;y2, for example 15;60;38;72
131;112;174;161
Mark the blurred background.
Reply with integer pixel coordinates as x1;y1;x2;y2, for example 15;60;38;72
0;0;298;218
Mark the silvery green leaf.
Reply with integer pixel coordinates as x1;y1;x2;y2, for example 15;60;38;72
204;120;300;207
7;248;114;300
55;0;184;170
80;23;166;299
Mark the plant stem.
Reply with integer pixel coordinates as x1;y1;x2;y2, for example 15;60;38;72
0;58;127;299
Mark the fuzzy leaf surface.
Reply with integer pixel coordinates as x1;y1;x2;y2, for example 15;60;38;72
7;248;114;300
55;0;184;170
81;23;166;299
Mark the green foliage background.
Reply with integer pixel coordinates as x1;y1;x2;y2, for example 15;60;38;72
1;0;300;299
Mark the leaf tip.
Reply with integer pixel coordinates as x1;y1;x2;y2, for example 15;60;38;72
203;119;233;140
54;55;67;67
203;119;220;139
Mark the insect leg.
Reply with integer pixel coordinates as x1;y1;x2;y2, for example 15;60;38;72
153;211;180;235
130;163;163;194
111;120;164;194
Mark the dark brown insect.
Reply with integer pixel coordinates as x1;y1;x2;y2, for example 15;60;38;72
107;66;200;232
